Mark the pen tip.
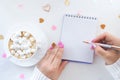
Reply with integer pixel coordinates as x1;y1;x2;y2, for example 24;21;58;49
83;41;89;44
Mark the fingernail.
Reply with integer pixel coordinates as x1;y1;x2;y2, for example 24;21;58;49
58;41;64;48
92;39;95;42
52;42;56;48
90;43;96;50
91;45;95;50
49;42;56;50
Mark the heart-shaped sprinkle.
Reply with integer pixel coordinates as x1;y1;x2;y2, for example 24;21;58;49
65;0;70;6
18;4;23;8
51;25;57;31
100;24;106;29
118;15;120;19
39;18;44;23
0;35;4;40
19;74;25;79
42;4;51;12
2;53;7;58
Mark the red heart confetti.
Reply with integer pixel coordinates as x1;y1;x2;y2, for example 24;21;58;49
51;25;57;31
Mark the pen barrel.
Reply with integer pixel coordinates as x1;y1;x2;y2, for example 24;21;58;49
97;43;112;48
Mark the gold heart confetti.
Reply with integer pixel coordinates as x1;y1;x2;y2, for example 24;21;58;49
0;35;4;40
39;18;44;23
100;24;106;29
64;0;70;6
42;4;51;12
118;15;120;19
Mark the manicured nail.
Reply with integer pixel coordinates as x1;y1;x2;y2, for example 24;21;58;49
92;39;95;42
90;43;96;50
52;42;56;48
91;45;95;50
49;42;56;50
58;41;64;48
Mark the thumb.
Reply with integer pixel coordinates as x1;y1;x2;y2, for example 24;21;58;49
94;46;108;59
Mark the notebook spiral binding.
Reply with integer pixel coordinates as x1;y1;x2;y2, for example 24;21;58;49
65;14;97;20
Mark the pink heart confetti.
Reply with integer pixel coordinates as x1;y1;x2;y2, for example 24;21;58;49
18;4;24;9
1;53;7;58
51;25;57;31
58;41;64;48
77;11;82;16
19;74;25;79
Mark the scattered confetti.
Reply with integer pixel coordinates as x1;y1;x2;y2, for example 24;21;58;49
100;24;106;29
17;4;24;9
1;53;7;58
64;0;70;6
77;11;81;16
19;74;25;79
51;25;57;31
0;35;4;40
39;18;44;23
42;4;51;12
118;15;120;19
58;41;64;48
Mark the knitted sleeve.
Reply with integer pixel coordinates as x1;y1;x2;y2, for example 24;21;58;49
31;67;51;80
105;59;120;80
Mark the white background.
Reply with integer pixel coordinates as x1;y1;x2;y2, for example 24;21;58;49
0;0;120;80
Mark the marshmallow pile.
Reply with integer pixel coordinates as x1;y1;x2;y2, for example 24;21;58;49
8;31;36;59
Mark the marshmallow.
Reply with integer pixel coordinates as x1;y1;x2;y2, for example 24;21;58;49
15;53;19;57
22;45;29;50
26;49;31;54
30;37;35;42
15;44;21;49
27;41;32;46
10;45;15;49
11;50;15;55
15;32;22;37
19;52;25;56
17;50;22;54
31;49;36;53
24;32;30;37
21;55;26;59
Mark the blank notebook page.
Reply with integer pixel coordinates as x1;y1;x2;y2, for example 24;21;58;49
60;14;98;63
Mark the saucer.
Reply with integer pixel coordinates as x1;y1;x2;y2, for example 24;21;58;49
4;24;49;67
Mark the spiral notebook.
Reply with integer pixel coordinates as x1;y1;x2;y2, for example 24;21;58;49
60;14;98;63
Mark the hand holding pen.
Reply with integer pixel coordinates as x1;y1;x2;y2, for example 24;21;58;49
85;32;120;65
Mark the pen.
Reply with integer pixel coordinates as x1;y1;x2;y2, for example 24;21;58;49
83;41;120;49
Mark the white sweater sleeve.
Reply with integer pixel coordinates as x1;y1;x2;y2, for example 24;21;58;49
31;67;51;80
105;59;120;80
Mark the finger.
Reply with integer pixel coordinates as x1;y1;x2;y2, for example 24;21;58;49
95;46;108;59
48;46;59;63
51;48;64;67
92;32;107;43
58;61;68;74
39;49;51;62
42;43;57;61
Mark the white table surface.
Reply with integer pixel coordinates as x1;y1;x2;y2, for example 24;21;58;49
0;0;120;80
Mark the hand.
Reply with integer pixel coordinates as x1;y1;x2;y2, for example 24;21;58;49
37;43;68;80
92;32;120;65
